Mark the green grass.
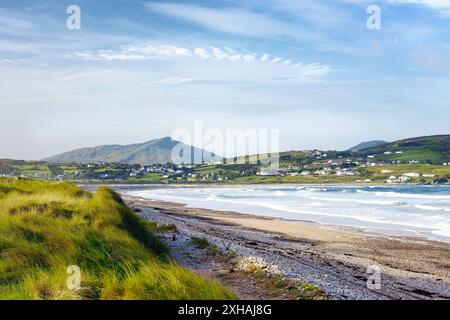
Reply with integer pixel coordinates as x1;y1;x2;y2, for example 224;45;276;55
190;237;210;249
190;237;221;258
358;135;450;164
131;172;166;182
379;149;445;163
0;178;235;300
365;164;450;183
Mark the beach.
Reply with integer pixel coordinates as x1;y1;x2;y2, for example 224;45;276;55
122;189;450;300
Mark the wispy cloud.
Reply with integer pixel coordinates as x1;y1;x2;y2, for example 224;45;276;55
69;43;332;82
69;44;192;61
149;76;202;85
71;43;296;65
0;9;34;34
386;0;450;9
345;0;450;13
145;2;320;40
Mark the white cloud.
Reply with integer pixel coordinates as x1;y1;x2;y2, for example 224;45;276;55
0;10;34;35
345;0;450;11
0;58;18;64
145;2;313;39
242;54;256;62
386;0;450;9
194;48;209;59
150;76;202;85
210;47;229;60
58;70;110;81
260;54;269;62
228;54;241;61
67;43;331;85
70;44;193;61
71;43;331;80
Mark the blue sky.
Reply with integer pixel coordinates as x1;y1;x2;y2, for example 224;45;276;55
0;0;449;159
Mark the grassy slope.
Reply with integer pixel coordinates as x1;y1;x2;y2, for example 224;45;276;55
0;178;235;300
357;135;450;163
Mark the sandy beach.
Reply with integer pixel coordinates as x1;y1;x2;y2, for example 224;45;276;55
122;193;450;300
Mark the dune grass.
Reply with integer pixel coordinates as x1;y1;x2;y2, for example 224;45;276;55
0;178;235;300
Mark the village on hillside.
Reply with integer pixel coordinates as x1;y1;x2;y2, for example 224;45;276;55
1;148;449;184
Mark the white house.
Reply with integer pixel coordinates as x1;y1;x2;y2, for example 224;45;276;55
386;176;398;183
422;173;436;177
336;170;356;176
403;172;420;177
257;168;280;176
399;176;412;183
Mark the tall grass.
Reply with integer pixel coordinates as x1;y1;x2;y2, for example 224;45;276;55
0;178;235;300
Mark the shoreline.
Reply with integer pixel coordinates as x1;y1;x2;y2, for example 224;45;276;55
120;184;450;244
123;193;450;300
82;182;449;188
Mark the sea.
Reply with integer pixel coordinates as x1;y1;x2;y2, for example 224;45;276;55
126;185;450;242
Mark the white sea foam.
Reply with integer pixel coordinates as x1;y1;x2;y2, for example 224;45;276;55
374;192;450;200
413;204;450;212
127;185;450;242
303;195;405;206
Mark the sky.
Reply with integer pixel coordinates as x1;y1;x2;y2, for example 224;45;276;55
0;0;449;159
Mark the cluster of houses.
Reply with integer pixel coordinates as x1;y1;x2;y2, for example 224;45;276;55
2;149;448;183
308;151;328;160
367;150;404;159
385;172;436;184
257;158;361;177
254;154;444;184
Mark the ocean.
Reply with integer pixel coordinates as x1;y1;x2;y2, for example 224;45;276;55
126;185;450;242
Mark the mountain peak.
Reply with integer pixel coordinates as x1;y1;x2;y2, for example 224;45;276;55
43;137;218;165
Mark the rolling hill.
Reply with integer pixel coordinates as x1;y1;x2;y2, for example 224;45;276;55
348;140;388;152
42;134;450;166
43;137;220;165
353;134;450;163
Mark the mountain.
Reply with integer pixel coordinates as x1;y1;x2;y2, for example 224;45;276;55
348;140;388;152
43;137;220;165
353;134;450;163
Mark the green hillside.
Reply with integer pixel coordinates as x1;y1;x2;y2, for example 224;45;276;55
43;137;220;165
355;135;450;164
348;140;388;152
0;178;234;300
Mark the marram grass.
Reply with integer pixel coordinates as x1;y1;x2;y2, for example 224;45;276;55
0;178;235;300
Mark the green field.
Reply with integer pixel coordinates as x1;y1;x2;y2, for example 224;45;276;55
0;178;235;300
357;135;450;164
